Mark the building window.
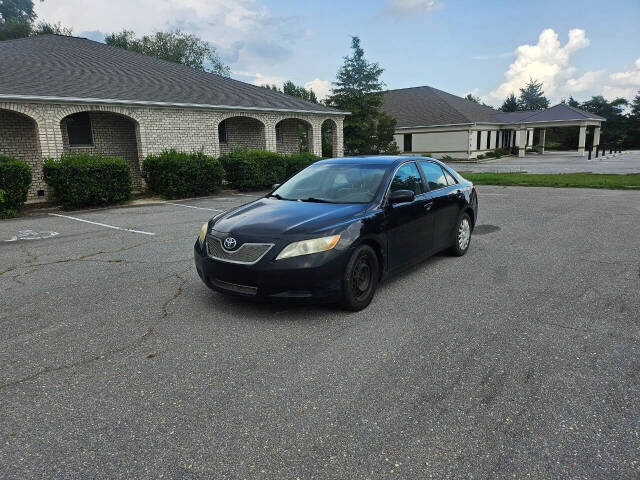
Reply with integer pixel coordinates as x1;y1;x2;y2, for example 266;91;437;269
403;134;412;153
66;112;93;146
218;121;227;143
276;123;283;143
476;131;481;150
486;131;491;149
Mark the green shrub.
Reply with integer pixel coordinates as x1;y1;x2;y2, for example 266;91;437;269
43;153;132;209
476;154;486;160
142;149;224;199
0;155;32;218
219;149;320;190
421;153;433;158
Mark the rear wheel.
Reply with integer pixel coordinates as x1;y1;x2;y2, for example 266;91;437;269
449;212;472;256
341;245;379;311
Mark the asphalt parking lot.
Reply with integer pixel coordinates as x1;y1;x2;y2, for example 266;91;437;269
1;186;639;479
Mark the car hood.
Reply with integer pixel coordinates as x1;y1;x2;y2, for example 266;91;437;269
212;198;369;236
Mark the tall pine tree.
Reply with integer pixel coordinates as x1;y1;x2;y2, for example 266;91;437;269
326;36;396;154
517;78;549;111
500;93;518;112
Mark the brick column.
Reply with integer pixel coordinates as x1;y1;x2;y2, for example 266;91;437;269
539;128;546;154
264;122;277;153
310;120;322;157
36;117;64;159
333;117;344;157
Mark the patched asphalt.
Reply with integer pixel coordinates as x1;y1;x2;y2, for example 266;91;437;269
1;187;639;479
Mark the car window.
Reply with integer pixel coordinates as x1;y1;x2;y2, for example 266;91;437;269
274;164;388;203
443;168;457;186
390;162;424;195
419;161;448;190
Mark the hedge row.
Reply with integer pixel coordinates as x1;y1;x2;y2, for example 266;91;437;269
1;149;321;217
0;155;32;218
43;153;132;209
219;149;320;190
142;149;225;199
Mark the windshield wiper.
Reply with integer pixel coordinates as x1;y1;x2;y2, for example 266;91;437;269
267;193;283;199
298;197;333;203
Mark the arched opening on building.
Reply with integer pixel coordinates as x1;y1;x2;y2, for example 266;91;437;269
274;118;312;154
321;119;339;158
60;110;142;185
0;108;43;200
218;116;266;154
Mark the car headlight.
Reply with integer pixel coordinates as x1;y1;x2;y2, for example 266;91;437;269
276;235;341;260
199;222;208;245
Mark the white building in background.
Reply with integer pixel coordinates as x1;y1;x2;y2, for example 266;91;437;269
382;86;605;160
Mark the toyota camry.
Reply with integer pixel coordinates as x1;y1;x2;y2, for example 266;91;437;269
194;156;478;310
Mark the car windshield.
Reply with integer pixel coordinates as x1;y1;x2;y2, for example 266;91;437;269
272;163;388;204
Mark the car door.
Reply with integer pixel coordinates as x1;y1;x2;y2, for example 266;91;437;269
385;162;434;271
418;161;461;251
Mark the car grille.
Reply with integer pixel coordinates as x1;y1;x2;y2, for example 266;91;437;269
210;278;258;296
206;236;273;265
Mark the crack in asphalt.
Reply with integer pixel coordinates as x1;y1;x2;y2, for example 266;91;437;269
0;243;145;280
0;265;192;392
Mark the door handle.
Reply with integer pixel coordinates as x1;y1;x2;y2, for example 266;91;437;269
424;200;433;211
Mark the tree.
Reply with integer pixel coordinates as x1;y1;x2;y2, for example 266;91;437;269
465;93;480;104
0;1;72;40
0;0;38;23
500;93;518;112
567;96;580;108
631;91;640;120
283;81;317;103
105;30;230;76
517;78;549;111
326;36;393;154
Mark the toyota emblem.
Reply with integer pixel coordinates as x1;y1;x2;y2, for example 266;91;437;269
223;237;237;250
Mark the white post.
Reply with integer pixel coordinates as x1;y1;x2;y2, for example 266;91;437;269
593;126;601;150
539;128;546;155
517;129;526;157
578;124;587;156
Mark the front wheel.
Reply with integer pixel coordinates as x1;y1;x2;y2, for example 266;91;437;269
449;212;472;256
341;245;379;311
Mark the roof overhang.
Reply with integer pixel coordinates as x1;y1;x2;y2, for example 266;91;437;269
0;94;350;116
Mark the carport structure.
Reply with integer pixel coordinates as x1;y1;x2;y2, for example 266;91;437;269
0;35;347;202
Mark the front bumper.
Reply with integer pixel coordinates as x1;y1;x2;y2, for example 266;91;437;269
194;238;347;302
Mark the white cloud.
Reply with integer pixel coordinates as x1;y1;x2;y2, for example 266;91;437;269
233;71;285;88
304;78;331;100
487;28;589;102
563;58;640;100
564;70;606;92
34;0;301;72
385;0;442;17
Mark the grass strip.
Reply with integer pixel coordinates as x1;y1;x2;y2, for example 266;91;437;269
459;172;640;190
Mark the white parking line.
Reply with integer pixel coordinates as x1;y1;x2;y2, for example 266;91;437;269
165;202;223;212
49;213;155;235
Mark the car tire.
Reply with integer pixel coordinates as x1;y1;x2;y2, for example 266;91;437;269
449;212;472;256
341;245;379;311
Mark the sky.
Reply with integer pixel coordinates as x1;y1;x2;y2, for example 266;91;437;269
35;0;640;107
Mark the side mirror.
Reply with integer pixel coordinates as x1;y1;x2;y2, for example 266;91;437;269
388;189;415;205
272;183;281;190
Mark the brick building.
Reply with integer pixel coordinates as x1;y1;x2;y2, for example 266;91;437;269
0;35;347;202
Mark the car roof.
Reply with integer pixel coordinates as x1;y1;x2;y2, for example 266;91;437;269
316;155;439;167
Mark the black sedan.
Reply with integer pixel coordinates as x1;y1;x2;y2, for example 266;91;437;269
194;156;478;310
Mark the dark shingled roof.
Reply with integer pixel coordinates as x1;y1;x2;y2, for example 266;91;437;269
382;85;605;127
0;35;342;114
